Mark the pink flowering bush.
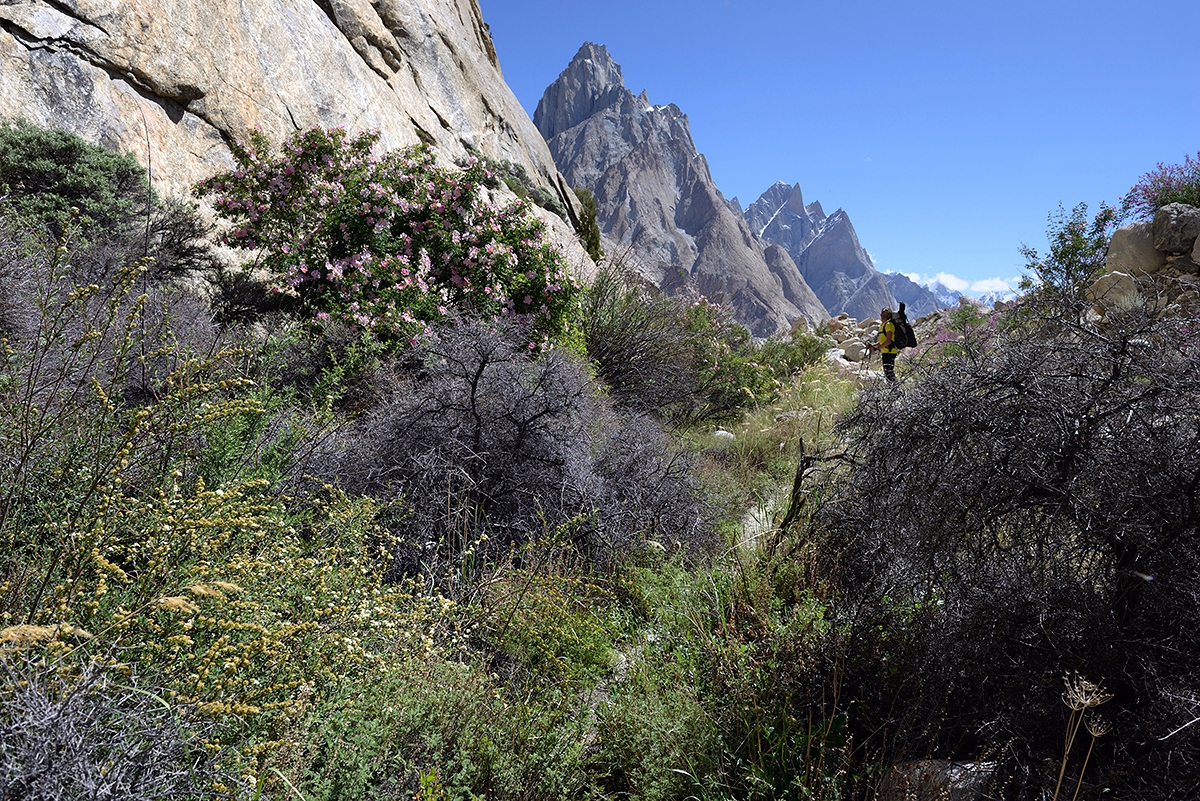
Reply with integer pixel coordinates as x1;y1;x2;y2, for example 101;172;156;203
1123;152;1200;219
195;127;579;348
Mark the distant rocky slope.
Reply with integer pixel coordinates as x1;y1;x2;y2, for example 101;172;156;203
534;43;828;336
0;0;591;268
743;181;943;320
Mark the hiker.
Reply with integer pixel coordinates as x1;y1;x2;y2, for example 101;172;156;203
870;307;899;382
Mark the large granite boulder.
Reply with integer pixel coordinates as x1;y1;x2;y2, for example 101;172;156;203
1152;203;1200;254
1107;221;1167;275
534;43;828;335
1087;271;1139;314
0;0;588;266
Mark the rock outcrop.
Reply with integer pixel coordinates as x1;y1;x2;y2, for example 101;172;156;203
746;181;945;319
534;43;828;335
1106;221;1167;276
1092;204;1200;320
0;0;590;266
1152;203;1200;255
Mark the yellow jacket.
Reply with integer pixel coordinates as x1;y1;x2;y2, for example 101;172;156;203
878;320;899;355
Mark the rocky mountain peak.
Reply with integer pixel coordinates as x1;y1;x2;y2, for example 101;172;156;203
821;210;861;245
747;182;945;320
744;182;821;265
536;43;828;334
783;183;808;216
533;42;628;141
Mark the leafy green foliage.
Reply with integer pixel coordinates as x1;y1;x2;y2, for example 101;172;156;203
580;264;780;425
592;656;719;801
0;118;149;239
757;334;828;382
195;127;579;350
1018;201;1119;298
574;186;604;262
288;657;589;801
0;119;219;284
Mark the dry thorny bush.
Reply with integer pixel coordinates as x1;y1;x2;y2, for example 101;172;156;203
324;318;714;592
809;285;1200;798
0;656;239;800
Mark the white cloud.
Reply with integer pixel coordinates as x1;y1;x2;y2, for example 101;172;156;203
889;270;1018;297
969;277;1019;294
929;271;969;292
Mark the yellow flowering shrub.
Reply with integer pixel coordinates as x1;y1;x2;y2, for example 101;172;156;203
0;239;467;786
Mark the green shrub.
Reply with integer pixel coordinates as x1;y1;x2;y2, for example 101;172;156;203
284;657;590;801
611;543;846;800
580;264;776;426
592;657;720;801
574;187;603;263
757;334;828;382
0;118;147;238
1018;202;1118;298
0;118;219;284
0;227;475;790
486;565;618;684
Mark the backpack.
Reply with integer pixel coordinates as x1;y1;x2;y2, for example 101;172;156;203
892;302;919;350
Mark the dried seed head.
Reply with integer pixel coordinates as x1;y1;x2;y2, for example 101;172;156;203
1086;714;1112;738
0;625;57;645
1062;672;1113;712
157;596;200;614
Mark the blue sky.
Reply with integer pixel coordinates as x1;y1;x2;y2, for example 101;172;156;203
480;0;1200;295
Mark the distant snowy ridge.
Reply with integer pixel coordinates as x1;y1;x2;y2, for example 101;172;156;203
914;279;1019;308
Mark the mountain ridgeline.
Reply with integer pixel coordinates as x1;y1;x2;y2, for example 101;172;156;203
534;42;827;335
535;42;945;333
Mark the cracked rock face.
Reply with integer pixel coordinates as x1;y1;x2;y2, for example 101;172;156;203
0;0;576;223
535;42;828;336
